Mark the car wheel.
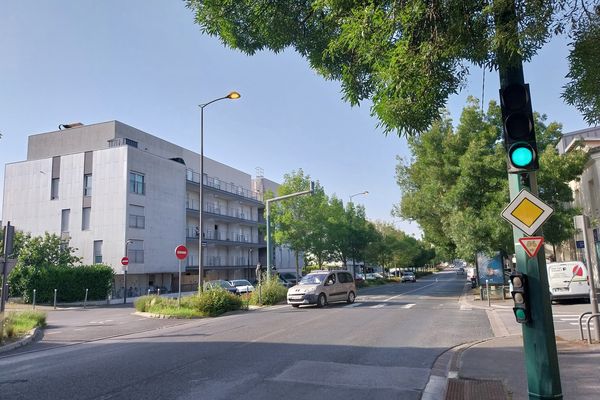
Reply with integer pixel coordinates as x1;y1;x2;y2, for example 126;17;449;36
317;293;327;308
347;291;356;304
291;304;300;308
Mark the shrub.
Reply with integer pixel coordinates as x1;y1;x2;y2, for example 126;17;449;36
3;311;46;338
196;289;242;317
250;278;287;305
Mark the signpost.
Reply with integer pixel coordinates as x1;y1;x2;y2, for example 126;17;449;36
501;189;554;236
121;256;129;304
175;245;188;305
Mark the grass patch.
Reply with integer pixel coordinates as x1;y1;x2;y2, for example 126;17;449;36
134;290;242;318
3;310;46;339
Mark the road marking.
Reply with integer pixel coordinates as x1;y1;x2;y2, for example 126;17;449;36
460;305;472;311
370;304;386;309
402;303;416;309
73;328;86;331
45;331;61;335
570;322;594;326
345;303;360;308
382;281;437;302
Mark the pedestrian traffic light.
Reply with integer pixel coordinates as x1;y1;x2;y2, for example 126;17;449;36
510;271;530;323
500;83;538;173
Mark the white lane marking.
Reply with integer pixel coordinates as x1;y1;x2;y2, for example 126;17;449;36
345;303;360;308
382;281;438;302
74;328;86;331
460;305;472;311
370;304;386;309
553;314;582;318
45;331;62;335
558;318;581;321
570;322;594;326
402;304;416;309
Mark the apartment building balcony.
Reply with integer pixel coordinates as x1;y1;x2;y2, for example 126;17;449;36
186;169;263;204
185;227;265;248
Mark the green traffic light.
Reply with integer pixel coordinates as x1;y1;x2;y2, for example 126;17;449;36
510;146;534;167
515;308;526;320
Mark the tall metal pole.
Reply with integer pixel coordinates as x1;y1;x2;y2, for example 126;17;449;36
198;92;241;292
199;105;204;293
497;2;561;398
575;215;600;340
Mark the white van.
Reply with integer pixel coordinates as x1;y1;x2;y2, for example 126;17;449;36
546;261;590;301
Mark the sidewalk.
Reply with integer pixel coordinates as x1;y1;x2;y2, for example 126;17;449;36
442;287;600;399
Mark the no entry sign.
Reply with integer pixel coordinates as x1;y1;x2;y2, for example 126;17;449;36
121;257;129;266
175;245;188;260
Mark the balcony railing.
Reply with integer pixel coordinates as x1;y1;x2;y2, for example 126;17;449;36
185;228;253;244
186;169;262;202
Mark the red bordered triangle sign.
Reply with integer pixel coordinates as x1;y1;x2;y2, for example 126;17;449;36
518;236;544;258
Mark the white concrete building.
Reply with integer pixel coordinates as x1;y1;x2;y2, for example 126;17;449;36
2;121;300;297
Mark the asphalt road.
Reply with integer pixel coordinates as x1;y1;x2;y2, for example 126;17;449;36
0;272;492;400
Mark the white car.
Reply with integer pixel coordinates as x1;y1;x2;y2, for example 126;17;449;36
229;279;254;294
365;273;385;280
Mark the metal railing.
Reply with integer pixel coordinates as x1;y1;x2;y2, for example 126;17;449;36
186;169;262;202
579;312;600;344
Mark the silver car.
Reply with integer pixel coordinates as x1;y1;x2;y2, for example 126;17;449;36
287;270;357;308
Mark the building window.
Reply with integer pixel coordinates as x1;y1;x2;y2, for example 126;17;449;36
51;178;59;200
94;240;103;264
128;205;145;229
128;240;144;264
61;209;70;234
82;207;91;230
83;174;92;196
129;171;145;195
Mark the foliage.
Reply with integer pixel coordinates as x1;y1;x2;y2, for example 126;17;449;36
2;311;46;339
250;277;287;305
13;232;81;269
8;264;114;303
134;290;242;318
186;1;600;134
395;98;587;261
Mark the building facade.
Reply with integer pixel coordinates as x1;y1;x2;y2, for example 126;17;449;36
2;121;299;297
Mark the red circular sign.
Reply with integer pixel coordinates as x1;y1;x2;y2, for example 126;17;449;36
175;245;188;260
121;257;129;266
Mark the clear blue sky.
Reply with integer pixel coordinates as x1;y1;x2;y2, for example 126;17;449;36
0;1;590;238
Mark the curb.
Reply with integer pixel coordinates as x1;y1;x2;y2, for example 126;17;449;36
0;327;42;354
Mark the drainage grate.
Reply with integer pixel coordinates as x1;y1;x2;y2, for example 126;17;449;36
446;378;507;400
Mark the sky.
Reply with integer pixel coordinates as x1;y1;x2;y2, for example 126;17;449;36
0;1;591;238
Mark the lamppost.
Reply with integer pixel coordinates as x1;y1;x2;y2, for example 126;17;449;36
198;91;241;292
124;239;133;304
348;191;368;279
349;190;369;203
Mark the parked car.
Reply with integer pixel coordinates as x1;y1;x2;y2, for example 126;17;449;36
279;272;301;286
355;273;365;282
287;270;357;308
229;279;255;294
204;280;238;295
401;271;416;282
148;286;169;295
546;261;590;302
366;272;385;280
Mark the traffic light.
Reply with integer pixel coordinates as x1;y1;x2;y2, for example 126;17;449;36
500;83;538;173
510;271;530;323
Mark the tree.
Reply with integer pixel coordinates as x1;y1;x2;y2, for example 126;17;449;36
395;99;587;261
186;1;599;135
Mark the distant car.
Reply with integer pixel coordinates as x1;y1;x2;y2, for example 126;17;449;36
355;273;365;282
277;276;295;288
365;273;385;280
148;286;169;295
204;280;238;294
287;270;357;308
229;279;254;294
401;272;416;282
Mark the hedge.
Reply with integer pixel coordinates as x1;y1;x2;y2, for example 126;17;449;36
8;264;114;303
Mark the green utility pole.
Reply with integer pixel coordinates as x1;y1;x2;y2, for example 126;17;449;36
497;2;562;399
266;182;314;281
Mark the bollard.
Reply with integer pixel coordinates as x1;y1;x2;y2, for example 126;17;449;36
486;279;490;307
32;289;36;310
54;289;57;310
157;288;161;296
148;289;151;296
84;288;88;309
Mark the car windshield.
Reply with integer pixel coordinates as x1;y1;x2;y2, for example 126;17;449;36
231;280;250;287
405;272;414;276
218;281;232;288
300;273;328;285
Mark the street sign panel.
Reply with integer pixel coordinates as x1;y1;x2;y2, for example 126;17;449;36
519;237;544;258
501;189;553;236
121;256;129;266
576;240;585;249
175;245;188;260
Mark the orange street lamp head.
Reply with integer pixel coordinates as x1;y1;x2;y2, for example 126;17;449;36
227;91;241;100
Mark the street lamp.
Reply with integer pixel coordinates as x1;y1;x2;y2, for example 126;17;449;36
349;191;369;203
248;248;253;280
124;239;134;304
198;91;241;292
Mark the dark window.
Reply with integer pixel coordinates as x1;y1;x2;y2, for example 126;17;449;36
83;174;92;196
129;172;145;195
51;178;59;200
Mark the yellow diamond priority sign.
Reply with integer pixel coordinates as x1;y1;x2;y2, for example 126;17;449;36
501;189;553;236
